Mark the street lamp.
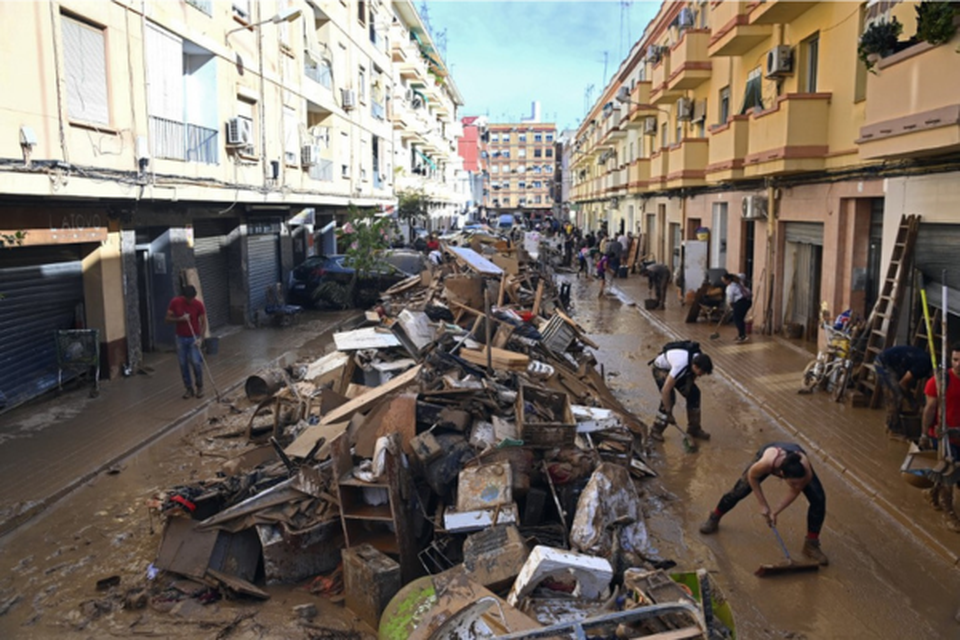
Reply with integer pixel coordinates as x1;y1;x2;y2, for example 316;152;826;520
225;7;302;37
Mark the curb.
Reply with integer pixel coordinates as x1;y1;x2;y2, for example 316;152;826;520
614;286;960;569
0;312;365;539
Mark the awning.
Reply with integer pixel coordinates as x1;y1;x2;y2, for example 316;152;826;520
411;88;428;105
415;148;437;171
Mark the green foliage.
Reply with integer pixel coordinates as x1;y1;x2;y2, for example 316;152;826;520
336;204;389;295
858;17;904;72
916;1;958;45
1;230;27;247
397;189;427;223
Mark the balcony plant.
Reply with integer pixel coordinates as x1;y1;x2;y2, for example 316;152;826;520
915;1;958;45
857;17;903;72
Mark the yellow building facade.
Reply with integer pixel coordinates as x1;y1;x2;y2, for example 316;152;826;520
572;0;960;342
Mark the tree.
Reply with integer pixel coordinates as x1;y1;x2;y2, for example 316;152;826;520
397;188;428;226
320;205;390;308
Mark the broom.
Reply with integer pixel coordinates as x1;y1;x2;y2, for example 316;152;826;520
755;524;820;577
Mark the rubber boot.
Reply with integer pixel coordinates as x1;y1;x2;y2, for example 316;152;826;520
802;538;829;566
924;485;943;511
649;415;668;442
939;485;960;533
699;512;720;535
686;408;711;441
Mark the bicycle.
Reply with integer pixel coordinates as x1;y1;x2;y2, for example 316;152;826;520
798;322;857;402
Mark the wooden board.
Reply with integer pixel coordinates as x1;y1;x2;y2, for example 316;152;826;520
460;346;529;371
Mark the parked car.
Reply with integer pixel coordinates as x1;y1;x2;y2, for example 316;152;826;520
288;250;427;308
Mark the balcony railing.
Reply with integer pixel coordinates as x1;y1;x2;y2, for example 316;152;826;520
666;29;711;91
149;116;218;164
706;115;750;182
304;55;332;89
627;157;651;191
708;0;772;57
744;93;831;177
748;0;816;25
371;101;385;120
666;138;709;188
308;158;334;182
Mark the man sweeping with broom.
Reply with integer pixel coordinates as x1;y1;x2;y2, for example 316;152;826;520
698;442;829;566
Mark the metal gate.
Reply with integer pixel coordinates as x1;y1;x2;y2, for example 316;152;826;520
0;246;85;411
246;233;280;322
193;219;234;330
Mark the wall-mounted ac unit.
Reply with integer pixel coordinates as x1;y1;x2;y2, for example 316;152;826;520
742;194;769;219
341;89;357;110
301;144;319;167
765;45;793;78
616;86;631;103
226;117;252;145
646;45;665;64
677;97;694;121
643;116;658;135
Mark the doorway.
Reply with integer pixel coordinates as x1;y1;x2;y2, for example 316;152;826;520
710;202;728;270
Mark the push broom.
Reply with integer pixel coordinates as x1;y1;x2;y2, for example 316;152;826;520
755;523;820;577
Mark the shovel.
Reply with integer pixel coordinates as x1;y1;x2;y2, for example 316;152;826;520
755;524;820;577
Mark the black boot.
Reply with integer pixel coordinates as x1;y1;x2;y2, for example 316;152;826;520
686;409;711;440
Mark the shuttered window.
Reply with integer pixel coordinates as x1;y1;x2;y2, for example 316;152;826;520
62;15;109;125
145;23;183;121
284;106;299;165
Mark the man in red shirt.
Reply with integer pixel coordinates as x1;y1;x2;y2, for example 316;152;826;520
165;285;207;399
921;342;960;532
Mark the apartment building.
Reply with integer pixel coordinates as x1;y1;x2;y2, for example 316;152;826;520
482;123;557;224
0;0;462;410
572;0;960;343
458;115;488;221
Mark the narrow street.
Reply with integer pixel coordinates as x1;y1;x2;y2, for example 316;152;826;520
0;276;958;638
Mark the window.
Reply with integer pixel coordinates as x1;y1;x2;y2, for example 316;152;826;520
490;133;499;142
502;133;510;143
802;33;819;92
62;14;109;125
660;122;667;149
676;121;683;144
519;133;527;142
739;68;763;114
232;0;250;19
534;133;542;142
358;0;366;25
491;164;499;173
358;67;366;102
534;195;542;204
283;106;298;165
502;150;510;159
372;136;382;188
534;181;542;189
534;148;542;158
503;180;510;190
503;197;510;205
533;166;542;174
518;148;527;158
545;164;553;173
719;86;730;124
518;181;526;189
518;165;526;173
546;133;554;142
340;131;350;178
546;148;553;158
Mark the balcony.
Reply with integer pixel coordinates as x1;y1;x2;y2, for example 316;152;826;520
666;29;711;91
708;1;772;57
665;138;709;189
308;158;334;182
627;157;652;193
649;149;670;188
706;115;750;182
650;53;682;105
625;82;658;129
857;40;960;160
148;116;218;164
602;107;627;143
743;93;831;177
748;0;816;25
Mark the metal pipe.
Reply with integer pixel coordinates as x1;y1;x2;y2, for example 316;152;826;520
942;270;951;462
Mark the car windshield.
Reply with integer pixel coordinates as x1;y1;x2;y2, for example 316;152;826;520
384;252;424;275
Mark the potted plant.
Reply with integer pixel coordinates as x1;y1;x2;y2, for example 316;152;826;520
916;0;958;45
858;17;903;72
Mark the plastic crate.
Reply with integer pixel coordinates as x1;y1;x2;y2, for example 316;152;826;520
517;385;575;447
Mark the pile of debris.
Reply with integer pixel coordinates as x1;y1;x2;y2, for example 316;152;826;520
148;237;735;639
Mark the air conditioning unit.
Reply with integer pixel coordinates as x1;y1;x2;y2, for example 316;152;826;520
765;45;793;78
646;45;665;64
677;97;694;121
404;87;414;102
301;144;319;167
341;89;357;110
616;86;631;104
226;117;252;146
742;194;769;220
643;116;658;135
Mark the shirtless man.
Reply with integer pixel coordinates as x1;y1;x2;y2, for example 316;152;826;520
698;442;829;565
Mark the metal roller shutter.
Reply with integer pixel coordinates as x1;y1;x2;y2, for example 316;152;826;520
247;234;279;320
783;222;824;246
193;220;234;330
915;223;960;317
0;246;85;411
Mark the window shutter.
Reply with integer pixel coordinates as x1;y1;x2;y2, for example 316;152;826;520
283;106;298;162
145;23;183;121
62;16;109;125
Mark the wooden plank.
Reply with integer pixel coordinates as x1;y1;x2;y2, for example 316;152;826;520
497;273;508;307
531;280;545;318
284;420;349;459
460;347;529;371
318;365;422;426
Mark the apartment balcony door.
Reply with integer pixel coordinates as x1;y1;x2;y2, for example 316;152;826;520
710;203;728;270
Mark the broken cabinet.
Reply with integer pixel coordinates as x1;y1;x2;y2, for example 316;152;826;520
331;432;419;582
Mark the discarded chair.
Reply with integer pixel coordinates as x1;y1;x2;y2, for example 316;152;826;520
263;283;302;327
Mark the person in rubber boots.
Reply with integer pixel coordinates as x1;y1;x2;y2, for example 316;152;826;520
698;442;829;566
649;343;713;442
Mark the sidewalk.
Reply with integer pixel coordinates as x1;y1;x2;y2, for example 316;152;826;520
607;275;960;567
0;310;360;536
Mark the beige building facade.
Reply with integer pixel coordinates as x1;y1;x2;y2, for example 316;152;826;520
572;0;960;343
482;122;557;223
0;0;462;410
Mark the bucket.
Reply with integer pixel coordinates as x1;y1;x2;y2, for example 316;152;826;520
204;336;220;356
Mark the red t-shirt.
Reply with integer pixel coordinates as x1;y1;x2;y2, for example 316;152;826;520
168;296;206;338
924;369;960;442
426;239;440;252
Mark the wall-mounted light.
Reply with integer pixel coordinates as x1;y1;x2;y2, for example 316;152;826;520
226;7;302;38
19;126;37;168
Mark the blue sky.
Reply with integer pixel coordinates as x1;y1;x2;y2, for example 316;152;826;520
421;1;659;131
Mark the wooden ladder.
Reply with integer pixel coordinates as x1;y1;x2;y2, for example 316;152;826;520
853;214;921;408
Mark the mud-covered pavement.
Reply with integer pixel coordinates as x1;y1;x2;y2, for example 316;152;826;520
1;280;959;639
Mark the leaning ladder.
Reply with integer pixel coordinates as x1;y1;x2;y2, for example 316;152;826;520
852;214;921;408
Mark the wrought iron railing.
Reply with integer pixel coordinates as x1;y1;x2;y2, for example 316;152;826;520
304;56;332;89
309;158;334;182
148;116;218;164
186;0;212;15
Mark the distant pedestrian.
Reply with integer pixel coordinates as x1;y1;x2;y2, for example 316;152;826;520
577;244;589;278
698;441;829;566
875;345;932;438
606;237;623;278
640;262;672;309
722;272;752;342
595;253;611;297
165;285;206;399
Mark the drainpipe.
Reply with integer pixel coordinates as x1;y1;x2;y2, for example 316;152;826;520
763;178;777;335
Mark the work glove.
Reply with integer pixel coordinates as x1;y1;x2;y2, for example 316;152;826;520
919;435;933;450
656;410;676;426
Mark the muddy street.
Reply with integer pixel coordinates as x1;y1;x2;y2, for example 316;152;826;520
0;279;958;639
567;274;960;639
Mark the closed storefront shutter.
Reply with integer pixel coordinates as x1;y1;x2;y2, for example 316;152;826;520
247;233;279;321
916;223;960;317
784;222;824;246
0;247;85;411
193;220;233;330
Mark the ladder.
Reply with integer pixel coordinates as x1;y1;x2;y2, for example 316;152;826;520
853;214;921;408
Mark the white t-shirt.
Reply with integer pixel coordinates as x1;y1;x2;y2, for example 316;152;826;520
726;282;745;305
653;349;692;379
